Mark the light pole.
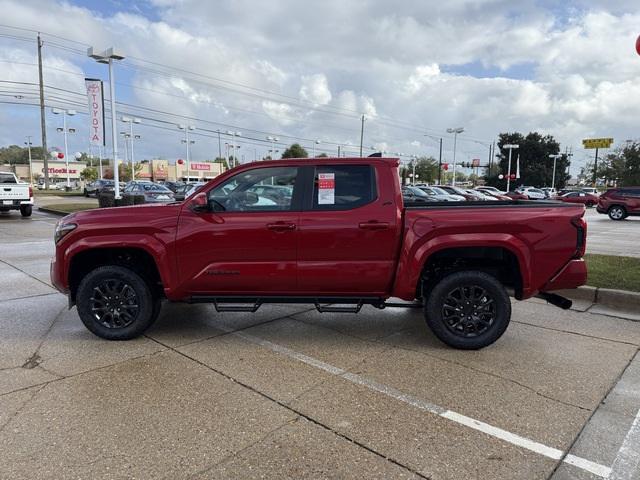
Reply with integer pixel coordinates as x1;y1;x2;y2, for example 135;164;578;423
503;144;519;192
52;108;76;188
88;46;125;198
122;116;141;181
446;127;464;186
227;131;242;166
24;136;33;184
312;139;321;157
549;153;562;190
179;124;196;181
266;136;279;160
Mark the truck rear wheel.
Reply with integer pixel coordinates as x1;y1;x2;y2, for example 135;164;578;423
76;265;160;340
20;205;32;217
424;270;511;350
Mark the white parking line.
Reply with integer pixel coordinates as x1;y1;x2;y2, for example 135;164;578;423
609;407;640;480
227;327;613;478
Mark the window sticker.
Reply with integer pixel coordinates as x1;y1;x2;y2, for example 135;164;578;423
318;172;335;204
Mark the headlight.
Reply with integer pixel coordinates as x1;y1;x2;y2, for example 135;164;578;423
54;222;77;243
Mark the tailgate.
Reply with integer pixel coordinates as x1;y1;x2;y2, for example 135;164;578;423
1;185;30;202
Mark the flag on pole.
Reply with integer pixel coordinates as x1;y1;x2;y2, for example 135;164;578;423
515;154;521;179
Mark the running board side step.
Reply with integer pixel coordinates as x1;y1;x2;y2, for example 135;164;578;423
189;295;420;313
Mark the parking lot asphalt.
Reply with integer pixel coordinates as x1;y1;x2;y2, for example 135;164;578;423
1;209;640;479
584;208;640;258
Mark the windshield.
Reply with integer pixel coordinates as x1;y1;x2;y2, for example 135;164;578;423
407;186;429;197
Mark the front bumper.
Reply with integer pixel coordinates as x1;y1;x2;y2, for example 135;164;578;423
542;259;588;291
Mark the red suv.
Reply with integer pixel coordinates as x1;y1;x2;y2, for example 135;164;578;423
596;187;640;220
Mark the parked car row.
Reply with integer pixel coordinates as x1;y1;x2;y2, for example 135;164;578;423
84;179;212;204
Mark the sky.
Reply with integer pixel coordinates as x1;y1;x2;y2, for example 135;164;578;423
0;0;639;177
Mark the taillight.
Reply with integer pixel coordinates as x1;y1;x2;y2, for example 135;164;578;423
29;186;33;198
571;215;587;258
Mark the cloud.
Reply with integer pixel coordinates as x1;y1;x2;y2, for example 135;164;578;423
299;73;331;106
0;0;639;175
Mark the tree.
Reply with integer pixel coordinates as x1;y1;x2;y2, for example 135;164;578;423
401;157;439;184
80;167;98;182
484;132;569;190
0;145;46;165
213;156;229;170
281;143;308;159
317;152;328;158
599;142;640;186
120;163;143;182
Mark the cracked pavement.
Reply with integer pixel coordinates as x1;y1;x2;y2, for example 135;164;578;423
1;208;640;479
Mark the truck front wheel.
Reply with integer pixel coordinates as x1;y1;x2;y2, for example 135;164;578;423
76;265;160;340
424;271;511;350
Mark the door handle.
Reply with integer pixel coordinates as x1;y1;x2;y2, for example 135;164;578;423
358;221;389;230
266;222;296;231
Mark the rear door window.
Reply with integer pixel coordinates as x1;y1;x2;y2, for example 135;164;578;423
310;165;376;211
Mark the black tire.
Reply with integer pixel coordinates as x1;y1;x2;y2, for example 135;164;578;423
84;189;89;197
76;265;159;340
608;205;627;221
586;201;595;208
424;270;511;350
20;205;32;217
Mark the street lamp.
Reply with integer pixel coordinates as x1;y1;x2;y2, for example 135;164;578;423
52;108;76;188
503;144;519;192
87;46;125;198
266;135;279;160
312;139;321;157
178;124;196;181
122;116;141;181
227;131;242;167
446;127;464;186
549;153;562;190
24;136;33;185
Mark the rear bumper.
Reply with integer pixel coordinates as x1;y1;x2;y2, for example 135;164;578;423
542;259;587;292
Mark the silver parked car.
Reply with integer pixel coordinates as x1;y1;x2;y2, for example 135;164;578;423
122;181;175;203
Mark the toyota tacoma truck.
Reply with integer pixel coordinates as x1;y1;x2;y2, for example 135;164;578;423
50;158;587;349
0;171;33;217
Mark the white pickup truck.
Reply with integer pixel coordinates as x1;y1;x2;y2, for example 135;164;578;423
0;172;33;217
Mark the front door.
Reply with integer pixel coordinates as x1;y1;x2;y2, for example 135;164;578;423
176;166;301;295
297;163;400;295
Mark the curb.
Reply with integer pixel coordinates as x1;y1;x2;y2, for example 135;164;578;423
557;286;640;321
38;207;71;217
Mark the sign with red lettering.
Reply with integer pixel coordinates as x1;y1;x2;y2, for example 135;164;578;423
318;172;335;204
43;167;77;174
472;158;480;167
85;78;105;146
191;163;211;171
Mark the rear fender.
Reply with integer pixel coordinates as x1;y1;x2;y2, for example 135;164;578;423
391;233;532;300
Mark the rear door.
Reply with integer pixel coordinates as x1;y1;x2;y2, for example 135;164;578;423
176;166;301;294
297;163;400;295
621;188;640;213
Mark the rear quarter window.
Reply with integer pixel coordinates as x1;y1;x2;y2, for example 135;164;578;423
311;165;376;211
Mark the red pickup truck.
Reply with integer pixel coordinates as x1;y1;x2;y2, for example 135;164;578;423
51;158;587;349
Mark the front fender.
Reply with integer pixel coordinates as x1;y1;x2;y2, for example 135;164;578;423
62;234;177;299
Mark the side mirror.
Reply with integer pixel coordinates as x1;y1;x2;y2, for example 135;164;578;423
189;192;209;212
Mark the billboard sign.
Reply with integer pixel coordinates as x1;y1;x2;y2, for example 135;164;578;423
582;138;613;149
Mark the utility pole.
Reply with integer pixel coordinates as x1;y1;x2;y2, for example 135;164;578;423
37;33;49;189
592;148;599;186
438;138;443;184
217;130;222;159
359;115;365;157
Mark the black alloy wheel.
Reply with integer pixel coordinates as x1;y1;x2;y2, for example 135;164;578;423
424;270;511;349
